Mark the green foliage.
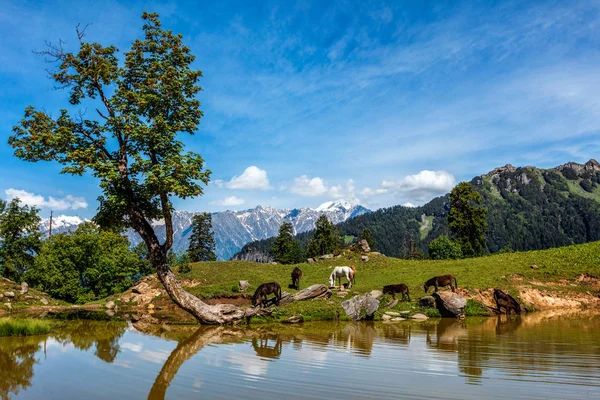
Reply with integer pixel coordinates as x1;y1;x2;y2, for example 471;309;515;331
561;167;578;180
306;215;342;258
463;299;491;316
0;319;51;337
187;212;216;262
428;235;463;260
271;222;304;264
28;223;145;303
360;228;375;250
178;263;191;274
448;182;488;257
580;179;595;193
0;199;42;281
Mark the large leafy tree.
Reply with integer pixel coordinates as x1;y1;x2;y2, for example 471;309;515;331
0;199;42;281
428;235;463;260
9;13;262;323
448;182;488;257
271;222;304;264
306;214;341;258
187;212;216;262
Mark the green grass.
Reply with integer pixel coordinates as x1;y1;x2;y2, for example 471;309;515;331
565;179;600;202
419;215;434;240
173;241;600;321
0;318;52;337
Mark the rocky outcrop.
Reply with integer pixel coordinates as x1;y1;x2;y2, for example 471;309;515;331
20;282;28;294
433;292;467;317
419;296;435;308
238;280;249;292
341;295;380;320
358;239;371;253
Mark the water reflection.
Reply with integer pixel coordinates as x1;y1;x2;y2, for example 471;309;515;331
0;336;42;400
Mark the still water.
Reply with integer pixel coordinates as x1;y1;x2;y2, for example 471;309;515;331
1;310;600;399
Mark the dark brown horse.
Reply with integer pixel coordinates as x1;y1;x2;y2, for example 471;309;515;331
493;288;522;315
423;274;457;293
382;283;411;301
291;267;303;290
252;282;282;308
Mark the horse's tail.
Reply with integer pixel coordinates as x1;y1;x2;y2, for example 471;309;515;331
454;276;458;288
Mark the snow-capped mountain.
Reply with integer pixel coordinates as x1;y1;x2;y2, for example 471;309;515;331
39;215;89;236
38;202;370;260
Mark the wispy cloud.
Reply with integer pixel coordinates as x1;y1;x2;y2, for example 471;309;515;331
212;196;245;207
5;189;88;210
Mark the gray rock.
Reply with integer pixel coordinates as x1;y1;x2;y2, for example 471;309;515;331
307;258;316;264
40;298;49;305
369;290;383;300
341;295;380;320
400;310;410;315
20;282;28;294
282;315;304;324
106;309;115;317
318;254;334;259
238;280;249;292
385;299;399;308
131;282;150;294
409;313;429;320
382;314;392;321
391;317;406;322
3;292;15;298
358;239;371;253
361;255;369;262
433;292;467;318
4;303;11;311
105;300;116;309
384;311;401;317
419;296;436;308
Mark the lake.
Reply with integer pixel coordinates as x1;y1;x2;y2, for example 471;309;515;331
1;310;600;399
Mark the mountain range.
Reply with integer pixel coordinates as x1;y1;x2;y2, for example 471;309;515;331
39;201;370;260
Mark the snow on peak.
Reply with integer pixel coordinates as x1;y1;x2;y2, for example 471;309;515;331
315;200;353;212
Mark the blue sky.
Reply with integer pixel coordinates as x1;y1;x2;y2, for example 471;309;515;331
2;0;600;219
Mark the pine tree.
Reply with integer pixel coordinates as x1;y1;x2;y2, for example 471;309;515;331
187;213;217;262
448;182;488;257
271;222;304;264
360;228;375;250
306;215;341;258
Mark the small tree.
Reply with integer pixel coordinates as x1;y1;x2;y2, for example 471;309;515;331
187;212;216;262
271;222;304;264
448;182;488;257
0;198;42;281
428;235;463;260
360;228;375;250
306;214;341;258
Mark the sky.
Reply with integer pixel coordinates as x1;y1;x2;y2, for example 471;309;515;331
1;0;600;219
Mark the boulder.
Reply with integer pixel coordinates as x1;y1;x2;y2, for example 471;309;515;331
432;291;467;318
385;299;399;308
4;303;11;311
382;314;392;321
307;258;316;264
361;255;369;262
105;300;116;309
238;280;250;292
358;239;371;253
318;254;334;260
271;262;278;265
3;292;15;298
132;282;150;294
341;295;380;320
369;290;383;300
106;309;115;317
282;315;304;324
20;282;28;294
409;313;429;320
419;296;436;308
40;298;49;305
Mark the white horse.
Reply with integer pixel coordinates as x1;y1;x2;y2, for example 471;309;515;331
328;265;356;289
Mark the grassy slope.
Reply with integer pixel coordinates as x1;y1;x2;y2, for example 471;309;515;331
0;279;67;313
172;241;600;321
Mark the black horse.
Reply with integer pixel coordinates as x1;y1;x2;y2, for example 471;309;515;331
383;283;411;301
493;288;522;315
423;274;457;293
252;282;282;308
291;267;303;290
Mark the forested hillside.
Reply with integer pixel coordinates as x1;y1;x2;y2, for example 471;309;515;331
233;160;600;260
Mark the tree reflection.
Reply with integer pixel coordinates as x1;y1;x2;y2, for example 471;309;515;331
52;320;127;363
0;335;45;400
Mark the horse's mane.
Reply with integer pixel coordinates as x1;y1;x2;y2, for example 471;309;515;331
350;265;356;272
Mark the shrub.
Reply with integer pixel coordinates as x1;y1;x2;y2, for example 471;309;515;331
428;235;463;260
178;264;191;274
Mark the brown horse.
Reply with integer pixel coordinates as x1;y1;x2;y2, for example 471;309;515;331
291;267;303;290
252;282;282;308
493;288;522;315
382;284;411;301
423;274;457;293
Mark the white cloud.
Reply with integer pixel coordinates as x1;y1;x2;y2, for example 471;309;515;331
5;189;88;210
382;170;456;202
361;187;388;196
289;175;329;197
225;166;271;190
212;196;245;206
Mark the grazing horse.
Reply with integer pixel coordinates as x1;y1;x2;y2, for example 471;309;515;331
383;284;411;301
329;265;356;289
252;282;282;308
423;274;457;293
291;267;303;290
493;288;522;315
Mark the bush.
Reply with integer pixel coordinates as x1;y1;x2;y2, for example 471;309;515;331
178;264;191;274
0;318;51;337
428;235;463;260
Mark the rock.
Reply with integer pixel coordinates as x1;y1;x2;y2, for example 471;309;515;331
361;255;369;262
132;282;150;294
369;290;383;300
358;239;371;253
40;298;49;305
307;258;316;264
281;284;332;304
337;291;349;297
238;280;249;292
106;309;115;317
123;313;130;319
391;317;406;322
282;315;304;324
147;303;155;310
318;254;334;259
25;295;35;300
20;282;28;294
120;296;131;303
384;311;401;317
105;300;116;309
271;262;278;265
409;313;429;320
382;314;392;321
3;292;15;298
419;296;436;308
400;311;410;315
0;294;3;299
531;264;539;269
140;313;159;324
432;291;467;318
341;295;380;320
369;252;382;256
385;299;399;308
131;314;141;322
3;303;11;311
335;255;342;258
